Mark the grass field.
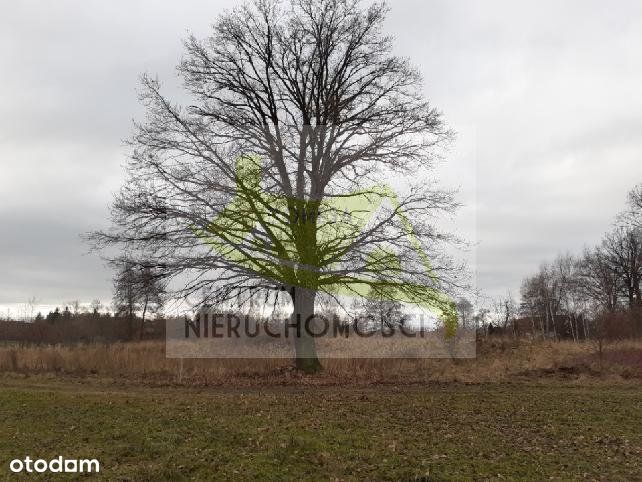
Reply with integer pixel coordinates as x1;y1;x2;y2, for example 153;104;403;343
0;377;640;481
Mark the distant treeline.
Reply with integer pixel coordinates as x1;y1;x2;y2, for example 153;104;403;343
0;310;165;345
518;184;642;342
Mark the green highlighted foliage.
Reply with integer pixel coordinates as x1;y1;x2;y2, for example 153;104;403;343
195;155;458;336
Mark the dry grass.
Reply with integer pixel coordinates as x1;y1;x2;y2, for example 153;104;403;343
0;336;641;386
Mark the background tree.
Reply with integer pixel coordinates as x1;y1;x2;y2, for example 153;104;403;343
575;247;619;316
46;308;60;325
90;299;103;317
455;297;474;329
362;286;409;330
113;262;166;340
137;267;166;339
493;293;517;334
601;226;642;309
519;182;642;342
68;300;82;316
21;296;37;322
619;184;642;228
113;262;139;337
90;0;461;372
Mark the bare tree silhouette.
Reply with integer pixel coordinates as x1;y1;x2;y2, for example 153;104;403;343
89;0;461;372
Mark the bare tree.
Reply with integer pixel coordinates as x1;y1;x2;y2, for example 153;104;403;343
602;226;642;309
473;307;490;335
113;262;140;338
519;183;642;344
137;267;166;339
520;269;555;338
68;300;82;316
113;262;166;340
618;184;642;229
492;293;517;335
90;0;461;372
90;299;103;316
520;256;589;340
455;297;474;330
23;296;37;322
575;247;620;315
551;253;586;341
628;184;642;212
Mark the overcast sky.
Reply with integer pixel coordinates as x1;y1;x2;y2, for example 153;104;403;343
2;0;642;314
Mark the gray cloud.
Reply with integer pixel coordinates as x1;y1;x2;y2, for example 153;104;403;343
385;0;642;298
1;0;642;310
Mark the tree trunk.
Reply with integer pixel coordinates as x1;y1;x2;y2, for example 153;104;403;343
549;303;558;341
634;274;642;306
538;314;545;340
289;286;322;374
128;301;135;341
139;297;148;341
571;314;577;342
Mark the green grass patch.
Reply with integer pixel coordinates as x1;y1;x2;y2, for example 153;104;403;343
0;379;640;480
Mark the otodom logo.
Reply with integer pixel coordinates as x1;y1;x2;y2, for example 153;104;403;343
9;456;100;474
